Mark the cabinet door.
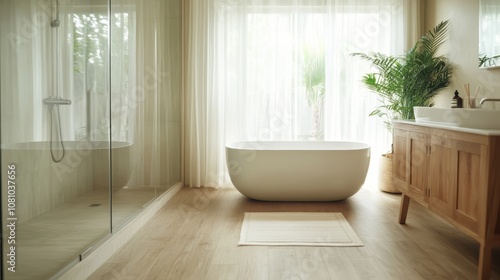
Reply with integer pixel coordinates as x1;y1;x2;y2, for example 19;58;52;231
452;140;484;235
429;132;453;217
393;128;408;192
408;131;429;203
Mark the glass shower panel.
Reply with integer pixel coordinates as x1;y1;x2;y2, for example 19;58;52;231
108;0;183;231
163;0;183;190
108;1;155;230
0;0;111;279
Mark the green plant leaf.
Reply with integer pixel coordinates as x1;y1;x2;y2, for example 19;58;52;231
303;46;326;107
351;20;453;131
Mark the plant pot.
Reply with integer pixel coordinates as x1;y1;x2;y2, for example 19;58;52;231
378;153;400;193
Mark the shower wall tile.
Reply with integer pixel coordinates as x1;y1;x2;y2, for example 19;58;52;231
0;144;109;223
92;147;110;191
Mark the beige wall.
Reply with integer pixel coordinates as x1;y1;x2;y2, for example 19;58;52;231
425;0;500;109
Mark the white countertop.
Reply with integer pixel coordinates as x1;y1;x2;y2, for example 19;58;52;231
394;120;500;136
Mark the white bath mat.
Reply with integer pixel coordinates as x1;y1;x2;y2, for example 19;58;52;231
239;212;363;246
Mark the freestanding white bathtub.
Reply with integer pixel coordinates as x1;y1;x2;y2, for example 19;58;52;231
225;141;370;201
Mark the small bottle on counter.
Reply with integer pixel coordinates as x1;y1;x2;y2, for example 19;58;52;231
451;90;463;108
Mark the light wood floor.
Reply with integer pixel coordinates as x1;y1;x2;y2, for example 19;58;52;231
7;186;167;280
88;186;500;280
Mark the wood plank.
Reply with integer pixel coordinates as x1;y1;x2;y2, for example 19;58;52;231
487;138;500;237
454;143;482;234
399;194;410;224
87;187;500;280
429;133;453;217
408;131;429;203
393;128;408;187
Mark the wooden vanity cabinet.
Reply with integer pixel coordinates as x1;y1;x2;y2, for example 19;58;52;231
393;125;451;213
393;121;500;280
428;131;454;218
392;128;408;191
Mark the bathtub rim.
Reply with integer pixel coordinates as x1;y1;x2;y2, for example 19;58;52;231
225;140;371;151
1;140;132;150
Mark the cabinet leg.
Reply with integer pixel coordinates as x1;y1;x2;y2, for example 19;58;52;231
478;241;492;280
398;194;410;224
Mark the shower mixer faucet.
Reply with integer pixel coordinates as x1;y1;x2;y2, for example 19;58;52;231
43;96;72;105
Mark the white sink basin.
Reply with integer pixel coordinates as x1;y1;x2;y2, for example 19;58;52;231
413;107;500;130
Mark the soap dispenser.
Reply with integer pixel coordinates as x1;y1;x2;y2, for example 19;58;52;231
451;90;463;108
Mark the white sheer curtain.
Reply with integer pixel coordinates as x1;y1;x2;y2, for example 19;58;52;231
0;0;109;144
185;0;418;189
0;0;168;187
111;0;170;187
0;0;53;144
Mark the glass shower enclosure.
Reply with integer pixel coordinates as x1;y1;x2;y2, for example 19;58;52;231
0;0;182;278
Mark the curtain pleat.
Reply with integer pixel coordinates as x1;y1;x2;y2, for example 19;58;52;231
185;0;419;189
1;0;173;188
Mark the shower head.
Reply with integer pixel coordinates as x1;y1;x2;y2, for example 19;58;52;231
51;0;60;28
51;19;60;28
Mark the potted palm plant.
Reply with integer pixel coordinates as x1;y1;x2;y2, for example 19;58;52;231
352;20;453;193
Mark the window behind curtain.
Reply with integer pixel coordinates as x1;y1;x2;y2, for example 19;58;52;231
70;6;134;142
225;2;398;149
185;0;404;188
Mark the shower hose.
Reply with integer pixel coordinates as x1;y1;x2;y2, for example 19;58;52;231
49;104;66;163
49;0;65;163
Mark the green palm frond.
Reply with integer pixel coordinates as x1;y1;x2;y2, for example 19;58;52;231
418;20;450;55
303;47;326;107
479;54;500;67
351;20;453;132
